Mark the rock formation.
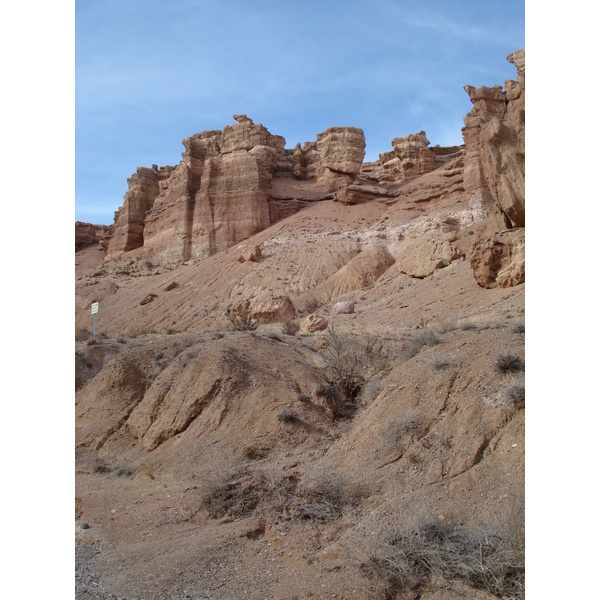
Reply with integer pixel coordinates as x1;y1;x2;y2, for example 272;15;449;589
80;50;525;290
378;131;438;181
463;49;525;287
104;117;367;265
75;222;110;251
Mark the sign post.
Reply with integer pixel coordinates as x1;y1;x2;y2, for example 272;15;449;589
91;302;99;340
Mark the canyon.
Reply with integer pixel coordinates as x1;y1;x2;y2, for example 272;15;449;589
75;50;525;600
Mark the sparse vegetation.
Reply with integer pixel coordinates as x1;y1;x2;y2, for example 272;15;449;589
281;317;300;336
87;337;99;346
356;512;525;599
401;328;442;360
225;302;258;331
424;351;453;369
128;324;154;338
317;325;389;420
501;378;525;408
277;408;299;424
512;322;525;333
379;409;424;454
197;461;358;524
495;352;525;373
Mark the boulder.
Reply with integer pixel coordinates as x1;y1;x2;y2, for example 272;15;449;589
470;229;525;289
251;296;296;324
331;301;355;316
396;234;464;278
237;244;262;263
301;314;329;333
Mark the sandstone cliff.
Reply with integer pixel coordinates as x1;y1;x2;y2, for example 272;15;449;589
463;49;525;287
75;222;110;251
105;117;367;265
80;50;524;290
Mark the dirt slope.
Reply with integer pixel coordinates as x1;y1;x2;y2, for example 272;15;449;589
76;153;524;599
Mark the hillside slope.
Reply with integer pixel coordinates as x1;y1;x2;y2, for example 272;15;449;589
75;50;525;599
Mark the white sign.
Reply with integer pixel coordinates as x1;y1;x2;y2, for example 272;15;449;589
91;302;99;315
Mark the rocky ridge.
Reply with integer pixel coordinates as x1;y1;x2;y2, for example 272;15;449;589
78;51;524;295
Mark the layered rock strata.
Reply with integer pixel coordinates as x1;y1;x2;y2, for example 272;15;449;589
106;117;367;264
463;49;526;288
462;50;525;228
75;222;110;251
378;131;438;181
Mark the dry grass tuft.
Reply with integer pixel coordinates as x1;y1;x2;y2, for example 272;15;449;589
495;352;525;373
281;318;300;336
354;509;524;599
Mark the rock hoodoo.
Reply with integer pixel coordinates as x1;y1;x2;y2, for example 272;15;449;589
462;48;525;287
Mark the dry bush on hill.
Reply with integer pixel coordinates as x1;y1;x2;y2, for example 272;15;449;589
423;350;453;370
378;409;424;455
353;508;525;599
281;317;300;336
400;329;442;361
197;460;361;524
495;352;525;373
319;325;388;420
225;302;258;331
277;408;299;423
499;378;525;408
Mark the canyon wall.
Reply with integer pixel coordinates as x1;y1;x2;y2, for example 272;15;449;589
90;50;524;290
105;116;367;264
463;49;525;287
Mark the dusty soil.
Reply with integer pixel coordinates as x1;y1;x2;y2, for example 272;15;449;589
76;185;524;599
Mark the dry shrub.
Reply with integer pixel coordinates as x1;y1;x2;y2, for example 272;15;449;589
277;409;299;424
225;302;258;331
423;351;453;370
495;352;525;373
128;324;153;338
354;510;524;599
401;329;441;360
497;378;525;409
319;325;388;419
378;409;424;455
281;317;300;336
197;461;358;524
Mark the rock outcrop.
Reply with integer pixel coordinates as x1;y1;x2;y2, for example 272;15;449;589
470;228;525;288
75;222;110;251
104;117;368;265
105;165;174;260
463;49;525;287
378;131;438;181
94;50;524;296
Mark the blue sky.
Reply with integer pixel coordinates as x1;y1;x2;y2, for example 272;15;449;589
76;0;525;224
